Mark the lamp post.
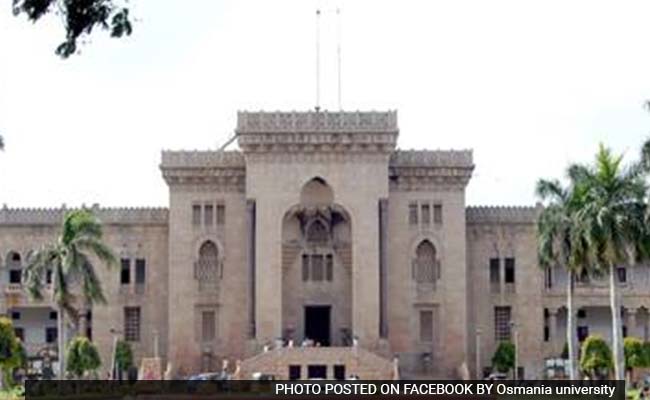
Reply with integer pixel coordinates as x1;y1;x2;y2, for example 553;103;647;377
510;321;519;380
475;328;482;380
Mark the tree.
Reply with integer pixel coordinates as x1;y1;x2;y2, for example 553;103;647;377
571;145;650;380
12;0;133;58
66;336;101;378
580;335;613;380
624;337;645;383
114;340;133;379
536;167;593;379
0;317;25;389
23;209;117;379
492;341;515;374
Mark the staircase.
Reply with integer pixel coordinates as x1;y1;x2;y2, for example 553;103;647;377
238;346;394;380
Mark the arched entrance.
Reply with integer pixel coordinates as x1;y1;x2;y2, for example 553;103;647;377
281;177;353;346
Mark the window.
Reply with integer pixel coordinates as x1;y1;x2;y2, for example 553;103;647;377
307;365;327;379
433;204;443;224
9;270;21;284
45;327;58;344
192;205;201;226
120;258;130;284
49;311;57;320
617;267;627;284
289;365;301;380
545;267;553;289
577;309;586;319
216;204;226;225
494;306;512;342
577;326;589;342
11;312;20;320
504;258;515;284
312;255;324;281
489;258;500;284
196;241;220;285
421;204;430;225
544;326;550;342
302;255;309;281
413;240;437;284
202;311;216;342
14;328;24;341
408;203;418;225
326;255;333;282
124;307;141;342
419;310;434;342
204;204;214;227
334;365;346;380
135;259;146;284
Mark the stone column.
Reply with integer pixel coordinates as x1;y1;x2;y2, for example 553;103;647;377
246;200;256;339
378;199;388;338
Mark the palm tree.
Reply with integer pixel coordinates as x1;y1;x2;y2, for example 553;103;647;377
572;145;650;380
22;209;116;379
536;172;592;379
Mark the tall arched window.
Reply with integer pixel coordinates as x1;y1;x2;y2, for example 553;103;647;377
195;241;220;285
7;251;22;284
412;240;439;284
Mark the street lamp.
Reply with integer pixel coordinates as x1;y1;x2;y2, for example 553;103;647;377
475;328;482;380
510;321;519;380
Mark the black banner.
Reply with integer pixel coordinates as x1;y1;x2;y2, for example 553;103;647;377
25;380;625;399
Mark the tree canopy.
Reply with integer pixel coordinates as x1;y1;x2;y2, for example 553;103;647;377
12;0;133;58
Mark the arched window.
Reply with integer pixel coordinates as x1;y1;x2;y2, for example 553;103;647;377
412;240;439;284
306;220;329;244
195;241;220;284
7;251;22;284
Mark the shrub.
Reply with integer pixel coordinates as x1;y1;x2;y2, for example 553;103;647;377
66;336;101;378
580;335;613;379
492;341;515;373
115;340;134;373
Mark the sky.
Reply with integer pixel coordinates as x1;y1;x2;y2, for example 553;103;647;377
1;0;649;208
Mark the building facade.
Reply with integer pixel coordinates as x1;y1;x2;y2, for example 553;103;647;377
1;111;649;379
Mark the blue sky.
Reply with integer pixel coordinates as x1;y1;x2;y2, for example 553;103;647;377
1;0;649;207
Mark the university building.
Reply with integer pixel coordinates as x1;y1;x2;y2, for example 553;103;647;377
1;111;649;379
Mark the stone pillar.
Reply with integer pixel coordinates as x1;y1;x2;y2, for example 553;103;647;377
246;200;256;339
548;308;558;352
378;199;388;338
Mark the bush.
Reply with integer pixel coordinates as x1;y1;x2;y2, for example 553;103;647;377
492;341;515;373
0;317;25;388
625;337;645;369
115;340;134;373
66;336;101;378
580;335;613;379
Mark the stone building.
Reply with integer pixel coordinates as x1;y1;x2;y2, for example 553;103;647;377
1;110;649;379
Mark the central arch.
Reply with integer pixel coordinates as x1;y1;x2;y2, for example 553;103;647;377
281;177;353;346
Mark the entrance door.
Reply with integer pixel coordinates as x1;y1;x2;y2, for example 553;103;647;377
304;305;331;346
